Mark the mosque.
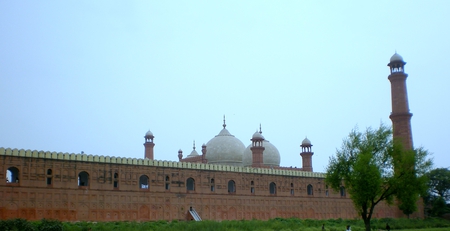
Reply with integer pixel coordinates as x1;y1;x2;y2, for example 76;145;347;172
150;120;313;172
0;53;420;221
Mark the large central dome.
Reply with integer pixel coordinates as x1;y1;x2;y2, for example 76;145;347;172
205;124;245;166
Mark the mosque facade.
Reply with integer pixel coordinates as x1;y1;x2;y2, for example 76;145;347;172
0;54;421;221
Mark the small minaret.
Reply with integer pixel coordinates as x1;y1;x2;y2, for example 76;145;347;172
388;53;413;150
250;128;265;168
144;130;155;160
201;143;207;163
300;137;313;172
178;149;183;161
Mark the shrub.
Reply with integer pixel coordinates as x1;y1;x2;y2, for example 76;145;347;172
37;219;63;231
0;218;35;231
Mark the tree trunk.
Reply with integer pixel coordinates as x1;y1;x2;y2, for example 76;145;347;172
362;214;371;231
364;221;371;231
362;204;376;231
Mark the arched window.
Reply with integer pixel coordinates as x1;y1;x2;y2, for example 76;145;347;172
113;173;119;189
186;178;195;191
250;180;255;194
269;182;276;195
139;175;149;189
340;186;346;197
165;175;170;190
78;171;89;187
210;178;215;192
307;184;313;195
46;168;53;186
228;180;236;193
6;167;19;183
290;183;294;195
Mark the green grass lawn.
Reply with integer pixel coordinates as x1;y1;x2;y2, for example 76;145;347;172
1;217;450;231
401;229;450;231
60;217;450;231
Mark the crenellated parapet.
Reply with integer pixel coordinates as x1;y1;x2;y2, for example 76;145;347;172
0;147;324;178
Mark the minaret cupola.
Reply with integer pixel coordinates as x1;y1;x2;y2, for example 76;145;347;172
388;53;406;74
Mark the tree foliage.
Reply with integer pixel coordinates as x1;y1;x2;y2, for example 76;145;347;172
325;124;432;231
425;168;450;217
396;146;431;217
37;219;63;231
427;168;450;201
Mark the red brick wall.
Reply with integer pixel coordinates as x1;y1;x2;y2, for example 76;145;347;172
0;154;421;221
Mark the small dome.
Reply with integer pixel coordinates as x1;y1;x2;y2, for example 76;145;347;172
302;137;311;146
243;140;280;167
390;53;403;62
252;131;264;140
145;130;154;137
205;127;245;166
187;149;199;157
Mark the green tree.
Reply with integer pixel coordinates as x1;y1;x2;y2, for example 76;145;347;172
425;168;450;216
325;124;432;231
427;168;450;201
429;196;449;217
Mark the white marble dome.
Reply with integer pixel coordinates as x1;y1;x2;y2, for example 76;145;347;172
302;137;311;146
205;127;245;166
252;131;264;140
145;130;154;137
243;140;281;167
187;149;199;157
390;53;403;62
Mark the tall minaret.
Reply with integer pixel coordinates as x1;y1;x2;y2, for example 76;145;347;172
388;53;413;150
144;130;155;159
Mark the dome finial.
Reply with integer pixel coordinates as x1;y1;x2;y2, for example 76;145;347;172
193;140;196;150
223;115;227;129
259;123;262;134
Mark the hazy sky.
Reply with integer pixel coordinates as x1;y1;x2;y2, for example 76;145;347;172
1;1;449;172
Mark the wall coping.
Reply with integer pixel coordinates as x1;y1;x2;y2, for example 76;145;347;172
0;147;325;178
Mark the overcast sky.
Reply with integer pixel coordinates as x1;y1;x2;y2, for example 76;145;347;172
1;1;449;172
